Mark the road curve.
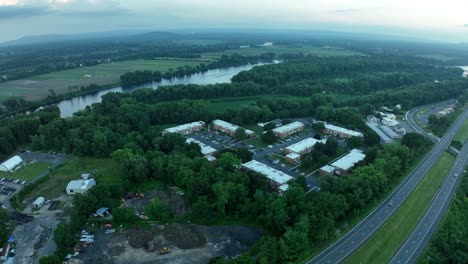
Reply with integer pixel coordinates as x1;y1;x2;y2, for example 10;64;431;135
390;133;468;264
308;107;468;264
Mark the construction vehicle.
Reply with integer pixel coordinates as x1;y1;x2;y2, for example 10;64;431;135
159;247;171;255
147;241;155;252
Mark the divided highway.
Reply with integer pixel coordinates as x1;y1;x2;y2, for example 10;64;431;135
390;131;468;263
308;107;468;264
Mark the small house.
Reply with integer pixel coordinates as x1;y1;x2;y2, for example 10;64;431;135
66;179;96;195
96;207;110;217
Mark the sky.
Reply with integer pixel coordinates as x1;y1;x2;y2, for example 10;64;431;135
0;0;467;43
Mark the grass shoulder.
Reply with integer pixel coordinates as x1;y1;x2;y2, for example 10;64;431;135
346;152;455;264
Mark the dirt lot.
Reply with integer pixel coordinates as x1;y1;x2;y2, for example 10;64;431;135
75;223;262;264
125;189;187;216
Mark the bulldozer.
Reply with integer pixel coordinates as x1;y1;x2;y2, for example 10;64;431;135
159;246;171;255
147;241;155;252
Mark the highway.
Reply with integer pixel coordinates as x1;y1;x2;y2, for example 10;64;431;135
390;134;468;263
308;107;468;264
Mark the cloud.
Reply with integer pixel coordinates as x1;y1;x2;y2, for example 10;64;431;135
334;8;360;13
0;0;130;18
464;24;468;27
0;4;50;19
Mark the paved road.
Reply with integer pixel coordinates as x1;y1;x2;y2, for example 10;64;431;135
308;107;468;264
390;136;468;263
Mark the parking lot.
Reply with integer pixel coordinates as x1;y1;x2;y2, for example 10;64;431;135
0;152;66;210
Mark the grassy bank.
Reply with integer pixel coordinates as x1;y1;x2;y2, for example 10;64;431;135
452;119;468;147
346;152;455;264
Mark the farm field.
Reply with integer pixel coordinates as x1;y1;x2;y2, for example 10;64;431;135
0;162;51;181
202;45;364;59
346;152;455;264
0;59;208;102
24;157;123;199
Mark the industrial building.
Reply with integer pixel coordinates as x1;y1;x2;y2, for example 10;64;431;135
380;125;401;139
272;121;305;138
242;160;293;191
324;124;363;139
66;178;96;195
162;121;205;135
212;119;255;137
329;149;366;176
186;138;217;156
366;122;392;144
0;155;25;172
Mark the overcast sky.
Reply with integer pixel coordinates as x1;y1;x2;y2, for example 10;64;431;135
0;0;467;43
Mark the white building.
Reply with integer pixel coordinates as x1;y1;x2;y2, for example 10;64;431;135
162;121;205;135
0;155;25;172
285;138;325;155
186;138;217;156
324;124;363;139
212;119;255;137
285;153;301;164
66;179;96;195
319;165;336;175
330;149;366;176
272;121;305;138
242;160;293;190
33;196;45;208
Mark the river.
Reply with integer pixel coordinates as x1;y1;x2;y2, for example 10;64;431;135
56;61;279;117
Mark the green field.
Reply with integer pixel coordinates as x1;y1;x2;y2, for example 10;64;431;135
0;59;209;101
202;45;364;59
453;119;468;144
243;137;268;148
346;152;455;264
24;157;123;199
206;95;296;113
0;162;51;181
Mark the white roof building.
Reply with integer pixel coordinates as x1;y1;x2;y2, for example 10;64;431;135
212;119;255;136
278;184;289;193
319;165;336;174
242;160;293;186
324;124;363;138
286;152;301;160
0;155;24;172
331;149;366;172
272;121;304;137
205;155;217;162
162;121;205;135
33;196;45;208
285;138;325;155
66;179;96;195
186;138;217;156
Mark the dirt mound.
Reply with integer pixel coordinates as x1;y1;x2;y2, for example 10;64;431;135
127;189;187;216
126;227;154;248
163;223;206;249
108;245;125;257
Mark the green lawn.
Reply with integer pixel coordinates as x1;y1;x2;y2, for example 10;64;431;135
0;162;51;181
453;119;468;144
346;152;455;264
244;137;268;148
24;157;123;199
203;45;364;58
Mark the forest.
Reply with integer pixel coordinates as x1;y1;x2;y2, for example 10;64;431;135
420;175;468;263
